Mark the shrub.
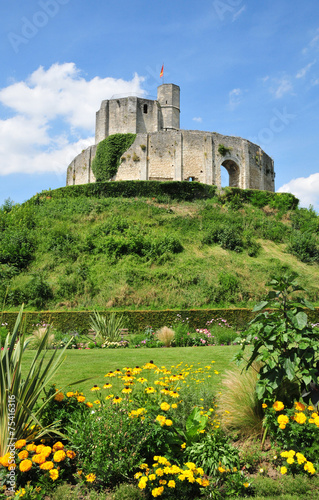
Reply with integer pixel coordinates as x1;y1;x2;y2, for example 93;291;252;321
24;273;53;309
287;232;319;263
235;272;319;403
91;133;136;182
0;228;35;270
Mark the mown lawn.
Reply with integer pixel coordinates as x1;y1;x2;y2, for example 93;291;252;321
21;345;240;398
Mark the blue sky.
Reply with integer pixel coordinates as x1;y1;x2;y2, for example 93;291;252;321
1;0;319;210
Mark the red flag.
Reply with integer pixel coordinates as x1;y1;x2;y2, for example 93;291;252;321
160;65;164;78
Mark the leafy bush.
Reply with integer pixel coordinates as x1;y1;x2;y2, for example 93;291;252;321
0;228;35;269
287;232;319;263
235;273;319;403
91;133;136;182
24;273;53;309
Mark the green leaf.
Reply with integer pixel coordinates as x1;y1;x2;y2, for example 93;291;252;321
253;301;269;312
291;311;307;330
283;358;296;381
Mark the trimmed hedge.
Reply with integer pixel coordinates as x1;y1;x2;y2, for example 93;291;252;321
30;181;218;204
2;308;319;334
28;181;299;210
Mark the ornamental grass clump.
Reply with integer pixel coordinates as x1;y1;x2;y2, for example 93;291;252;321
155;327;175;347
216;363;264;438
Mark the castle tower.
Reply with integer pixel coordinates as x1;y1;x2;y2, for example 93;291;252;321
157;83;180;130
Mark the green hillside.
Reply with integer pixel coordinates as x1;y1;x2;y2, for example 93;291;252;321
1;181;319;311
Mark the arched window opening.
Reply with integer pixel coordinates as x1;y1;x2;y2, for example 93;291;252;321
220;160;240;188
143;104;148;114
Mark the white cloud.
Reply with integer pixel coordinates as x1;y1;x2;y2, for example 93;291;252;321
271;77;293;99
296;61;316;79
277;173;319;211
229;88;242;109
193;117;202;123
0;63;145;175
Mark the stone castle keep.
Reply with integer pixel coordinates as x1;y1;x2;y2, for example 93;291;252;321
66;83;275;191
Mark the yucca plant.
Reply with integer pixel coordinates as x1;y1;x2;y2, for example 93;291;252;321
0;306;74;457
89;311;124;342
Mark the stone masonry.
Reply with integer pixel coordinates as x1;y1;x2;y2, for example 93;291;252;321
66;84;275;191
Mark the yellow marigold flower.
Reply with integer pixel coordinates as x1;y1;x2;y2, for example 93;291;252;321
277;415;289;425
280;451;289;458
145;387;156;394
49;469;59;481
19;459;32;472
171;403;178;409
113;396;122;404
157;456;170;465
262;403;268;408
32;454;46;465
149;473;156;481
15;488;26;497
202;478;210;487
287;457;294;464
160;402;170;411
156;415;166;426
66;391;74;397
165;419;173;426
296;453;306;464
294;412;307;424
151;486;164;497
243;482;250;488
15;440;26;449
66;450;76;459
90;385;100;391
0;453;11;467
304;461;316;474
159;479;167;485
86;473;96;482
122;386;132;394
314;416;319;427
52;442;64;451
41;446;52;458
294;402;306;411
103;383;112;389
308;405;314;411
280;466;287;475
134;472;143;479
178;474;186;481
273;401;285;411
139;463;149;469
40;461;54;470
18;450;29;460
218;466;225;473
53;450;66;462
185;463;196;471
156;468;164;476
54;392;64;402
138;477;148;489
86;402;93;408
26;443;37;452
288;450;295;457
181;442;186;449
167;480;175;488
77;396;85;403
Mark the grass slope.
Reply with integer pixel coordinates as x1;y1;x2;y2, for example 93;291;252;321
1;183;319;311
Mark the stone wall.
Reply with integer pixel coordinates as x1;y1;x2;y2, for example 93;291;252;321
66;130;274;191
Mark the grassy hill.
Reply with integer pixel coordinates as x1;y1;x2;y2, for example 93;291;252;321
1;181;319;311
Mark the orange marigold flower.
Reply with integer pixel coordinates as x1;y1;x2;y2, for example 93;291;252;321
32;454;46;465
66;450;76;459
40;461;54;470
273;401;285;411
294;402;306;411
53;442;64;451
54;391;64;402
18;450;29;460
53;450;66;462
36;444;45;454
294;412;307;424
15;440;26;449
19;459;32;472
49;469;59;481
26;443;37;452
77;396;86;403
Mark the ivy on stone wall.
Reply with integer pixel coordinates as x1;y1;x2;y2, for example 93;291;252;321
91;133;136;182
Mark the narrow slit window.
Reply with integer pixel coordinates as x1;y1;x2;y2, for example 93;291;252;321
143;104;148;114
